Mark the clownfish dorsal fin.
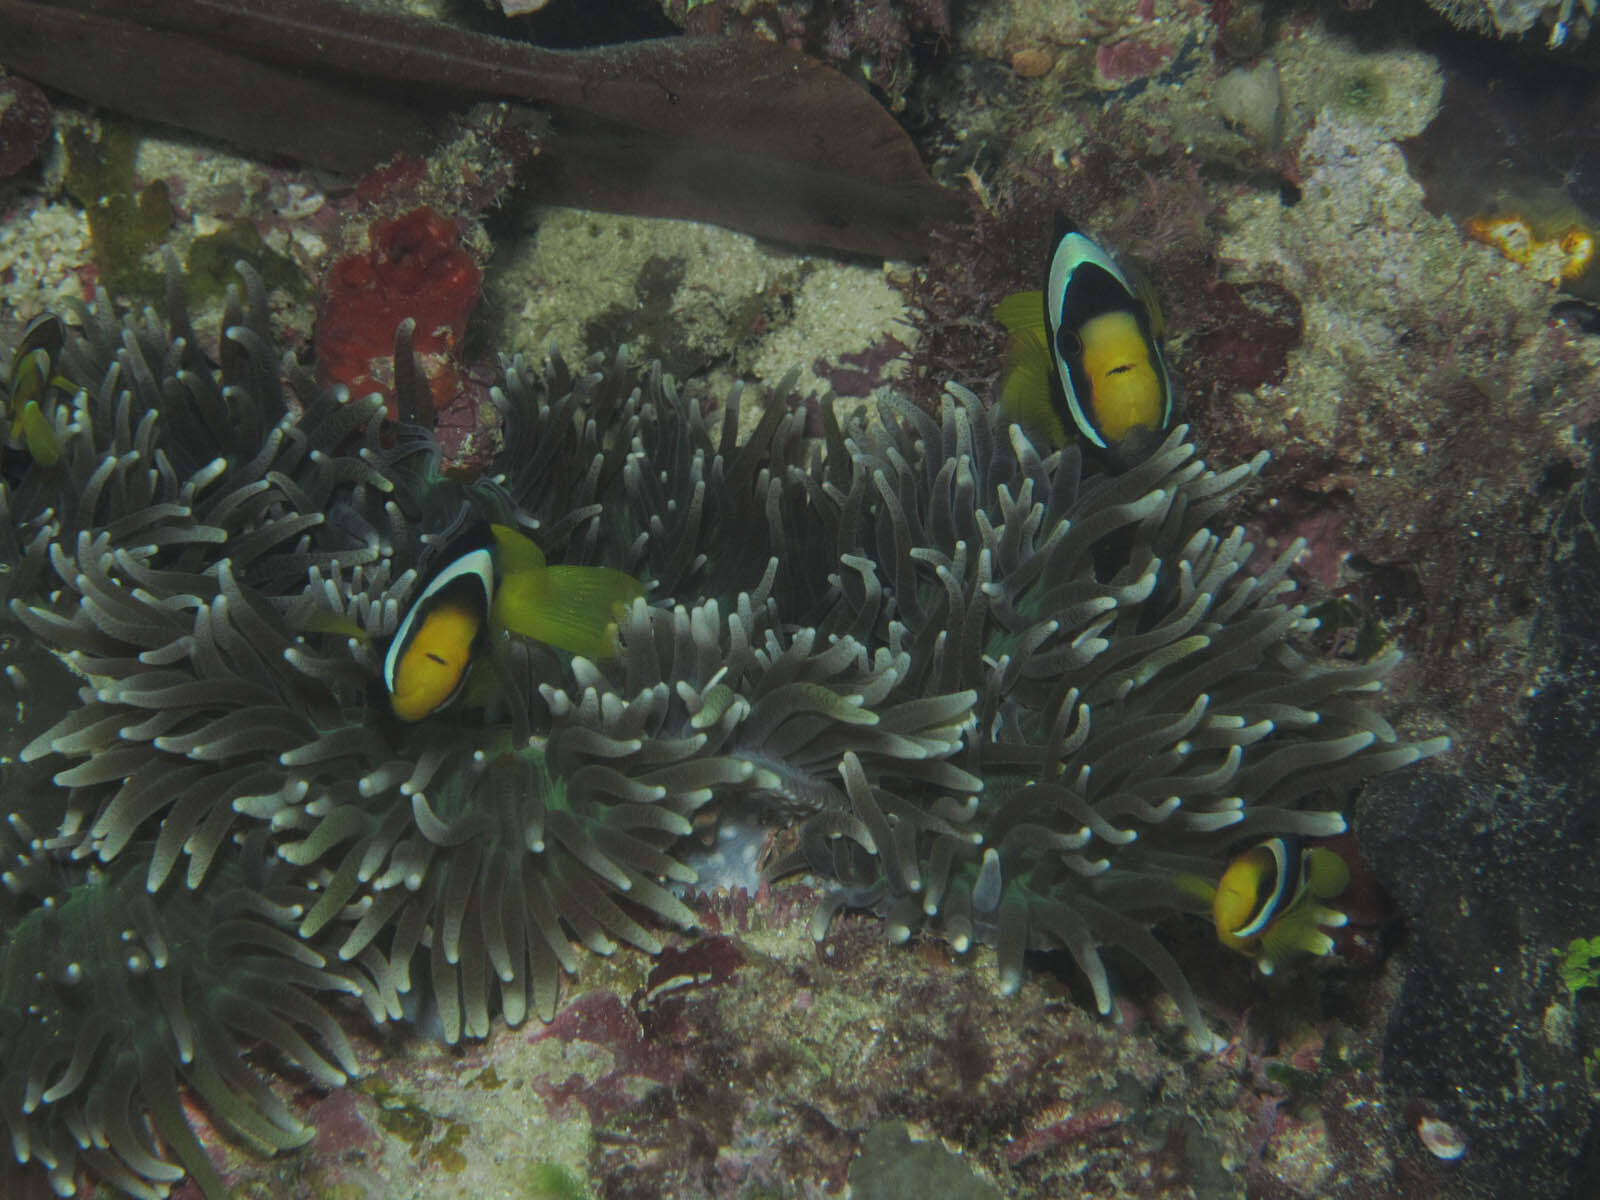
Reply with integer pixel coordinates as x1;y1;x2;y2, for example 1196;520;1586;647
1117;255;1167;343
489;522;546;573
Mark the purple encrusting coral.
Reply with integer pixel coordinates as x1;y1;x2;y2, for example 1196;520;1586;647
0;73;51;181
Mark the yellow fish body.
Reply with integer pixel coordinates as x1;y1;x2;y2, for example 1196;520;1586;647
383;524;644;722
997;222;1173;464
1179;837;1350;975
5;313;69;468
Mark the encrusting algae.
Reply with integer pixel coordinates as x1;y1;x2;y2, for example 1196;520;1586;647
0;261;1444;1198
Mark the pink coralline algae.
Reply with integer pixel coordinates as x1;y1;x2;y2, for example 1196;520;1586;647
0;73;51;179
1096;37;1176;85
1182;278;1304;403
527;992;683;1124
641;936;746;1007
812;335;909;397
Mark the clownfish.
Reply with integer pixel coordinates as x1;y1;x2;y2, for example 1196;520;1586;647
4;313;68;469
383;523;644;722
996;220;1173;465
1179;837;1350;975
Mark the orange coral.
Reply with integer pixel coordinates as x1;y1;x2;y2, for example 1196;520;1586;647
1464;213;1597;286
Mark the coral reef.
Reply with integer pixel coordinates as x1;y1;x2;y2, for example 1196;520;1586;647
1425;0;1594;46
1401;53;1600;301
10;0;1600;1195
484;208;915;410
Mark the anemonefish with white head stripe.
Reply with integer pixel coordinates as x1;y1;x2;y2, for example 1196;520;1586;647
383;523;645;722
1179;837;1350;975
996;219;1174;466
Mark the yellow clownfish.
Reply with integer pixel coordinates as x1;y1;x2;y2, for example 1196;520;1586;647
996;220;1173;464
1180;837;1350;975
4;313;68;469
383;523;645;722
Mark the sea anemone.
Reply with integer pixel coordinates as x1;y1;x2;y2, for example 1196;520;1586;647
1;261;1442;1197
0;863;358;1200
783;391;1446;1046
0;266;975;1195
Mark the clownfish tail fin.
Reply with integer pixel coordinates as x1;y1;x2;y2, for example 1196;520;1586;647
1304;846;1351;900
996;289;1068;447
492;564;645;661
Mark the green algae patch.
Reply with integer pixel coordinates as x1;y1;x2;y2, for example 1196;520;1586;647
1561;936;1600;994
303;1182;367;1200
465;1065;506;1091
429;1122;470;1174
62;122;172;302
1331;64;1389;119
523;1160;590;1199
186;219;307;307
359;1078;471;1174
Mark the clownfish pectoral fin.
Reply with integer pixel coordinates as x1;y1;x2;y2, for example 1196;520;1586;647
1255;901;1347;974
15;399;61;467
459;635;513;711
296;610;371;640
1172;871;1218;907
996;289;1069;448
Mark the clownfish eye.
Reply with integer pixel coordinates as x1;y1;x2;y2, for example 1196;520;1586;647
1056;328;1083;358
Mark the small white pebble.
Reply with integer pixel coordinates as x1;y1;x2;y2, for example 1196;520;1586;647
1417;1114;1466;1161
